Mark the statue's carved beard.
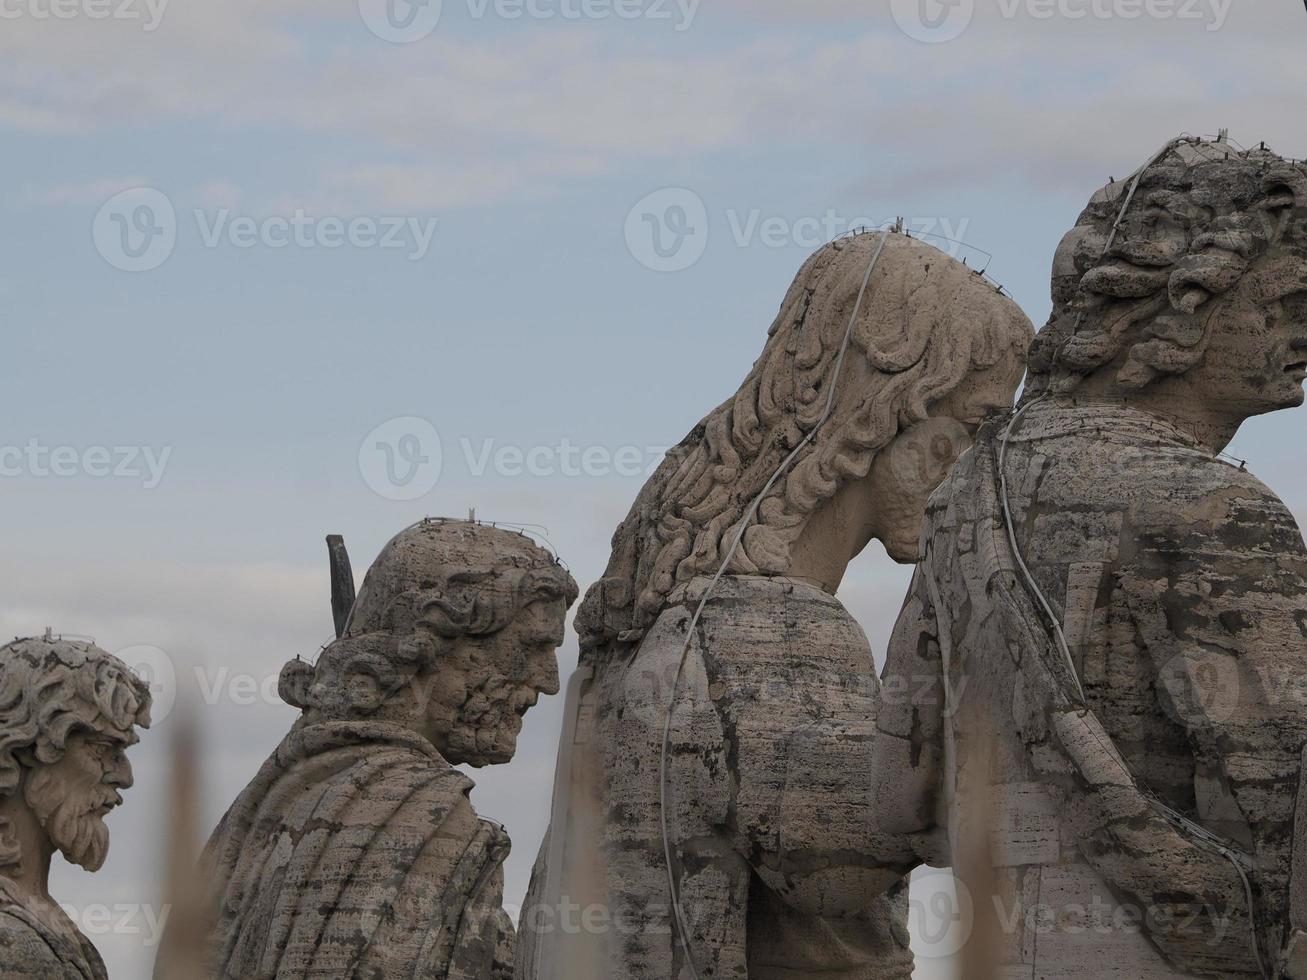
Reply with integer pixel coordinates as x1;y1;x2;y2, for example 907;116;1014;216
447;673;522;766
24;767;113;872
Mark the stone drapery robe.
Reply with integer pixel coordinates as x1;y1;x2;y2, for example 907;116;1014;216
0;878;107;980
876;402;1307;978
520;575;914;980
198;720;514;980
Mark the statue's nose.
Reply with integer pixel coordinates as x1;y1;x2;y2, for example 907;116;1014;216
528;647;561;697
106;755;135;790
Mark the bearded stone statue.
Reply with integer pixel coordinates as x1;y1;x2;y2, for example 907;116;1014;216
193;519;577;980
518;232;1034;980
0;634;152;980
875;136;1307;977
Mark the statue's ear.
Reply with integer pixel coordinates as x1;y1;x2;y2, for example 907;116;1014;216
344;672;384;715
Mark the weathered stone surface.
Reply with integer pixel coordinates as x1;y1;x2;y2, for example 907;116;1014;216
0;634;152;980
877;136;1307;977
190;519;577;980
520;232;1033;979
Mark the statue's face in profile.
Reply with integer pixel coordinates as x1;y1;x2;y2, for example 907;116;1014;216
1184;255;1307;419
870;352;1028;563
25;727;136;873
438;596;566;767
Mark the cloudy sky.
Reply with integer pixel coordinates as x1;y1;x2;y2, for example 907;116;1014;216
3;1;1307;976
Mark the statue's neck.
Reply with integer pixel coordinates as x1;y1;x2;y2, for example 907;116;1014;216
786;478;878;595
0;797;53;902
1064;378;1244;457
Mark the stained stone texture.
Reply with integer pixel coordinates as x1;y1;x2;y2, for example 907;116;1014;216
565;576;915;979
0;635;152;980
875;138;1307;978
520;231;1033;980
192;519;577;980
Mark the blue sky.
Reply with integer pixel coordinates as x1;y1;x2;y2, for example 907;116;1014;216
3;1;1306;976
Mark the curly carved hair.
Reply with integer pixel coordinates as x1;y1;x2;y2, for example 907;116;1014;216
284;522;578;719
0;636;152;867
1026;136;1307;400
575;232;1033;653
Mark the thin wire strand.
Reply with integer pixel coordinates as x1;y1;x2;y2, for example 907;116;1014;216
656;229;892;979
419;514;571;570
479;520;569;569
1102;135;1198;256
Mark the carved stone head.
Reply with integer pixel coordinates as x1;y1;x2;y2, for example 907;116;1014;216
282;519;578;767
1028;137;1307;419
0;636;151;879
576;233;1034;648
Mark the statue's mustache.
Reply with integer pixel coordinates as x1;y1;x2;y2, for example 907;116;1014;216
25;775;114;872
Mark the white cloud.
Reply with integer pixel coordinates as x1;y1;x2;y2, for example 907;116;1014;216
3;4;1305;209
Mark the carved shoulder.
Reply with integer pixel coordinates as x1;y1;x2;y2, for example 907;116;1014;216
1021;428;1306;572
1111;458;1307;659
0;911;75;979
1126;455;1305;558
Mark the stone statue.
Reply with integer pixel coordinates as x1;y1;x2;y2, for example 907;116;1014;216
518;232;1034;979
875;136;1307;977
193;519;577;980
0;633;152;979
